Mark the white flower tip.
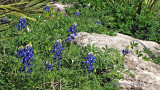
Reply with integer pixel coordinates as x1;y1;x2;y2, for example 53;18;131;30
76;9;79;12
73;22;77;26
88;52;93;55
57;39;62;43
26;42;32;48
19;45;24;50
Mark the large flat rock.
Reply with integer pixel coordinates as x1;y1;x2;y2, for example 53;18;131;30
74;32;160;90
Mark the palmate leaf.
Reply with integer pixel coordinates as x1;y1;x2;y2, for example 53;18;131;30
25;0;44;7
0;5;22;12
7;1;29;6
6;11;36;21
24;0;49;11
0;1;36;21
0;0;49;42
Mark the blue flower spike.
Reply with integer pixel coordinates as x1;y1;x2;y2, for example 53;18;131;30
15;42;34;78
43;5;50;12
44;60;52;70
95;19;101;25
16;17;27;31
66;22;78;42
1;17;7;24
87;3;91;8
122;45;130;55
52;39;63;67
84;52;95;75
15;45;24;58
73;9;79;16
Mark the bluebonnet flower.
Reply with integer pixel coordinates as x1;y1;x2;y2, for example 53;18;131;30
1;17;7;23
66;22;78;42
15;46;25;58
122;49;130;55
44;61;52;70
16;17;27;31
15;42;34;78
73;9;79;16
43;5;50;12
95;19;101;25
87;3;90;8
122;45;130;55
52;39;63;66
84;52;95;75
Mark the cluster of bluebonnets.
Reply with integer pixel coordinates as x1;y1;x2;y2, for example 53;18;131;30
13;3;130;77
15;42;34;77
1;17;7;24
44;39;63;70
44;61;52;70
52;39;63;67
122;49;130;55
95;19;101;25
16;17;27;31
84;52;95;75
87;3;91;8
66;22;78;42
73;9;80;16
43;5;50;12
122;46;130;55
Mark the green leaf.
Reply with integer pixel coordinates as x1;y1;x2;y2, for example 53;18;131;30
8;12;36;21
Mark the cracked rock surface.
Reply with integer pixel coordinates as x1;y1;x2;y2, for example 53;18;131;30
74;32;160;90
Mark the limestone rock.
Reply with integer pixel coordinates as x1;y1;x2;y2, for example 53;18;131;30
74;32;160;90
50;2;72;14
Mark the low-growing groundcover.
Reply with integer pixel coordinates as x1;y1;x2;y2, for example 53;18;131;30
0;0;160;90
0;7;124;90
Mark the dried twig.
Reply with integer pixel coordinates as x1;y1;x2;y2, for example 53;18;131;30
42;78;62;90
52;78;55;90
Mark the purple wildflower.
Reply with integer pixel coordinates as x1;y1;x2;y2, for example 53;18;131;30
95;19;101;25
43;5;50;12
16;17;27;31
66;22;78;42
1;17;7;23
122;49;130;55
52;39;63;66
84;52;95;75
73;9;79;16
15;42;34;78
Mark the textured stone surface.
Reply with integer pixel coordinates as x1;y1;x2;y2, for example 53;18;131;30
74;32;160;90
51;2;72;14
